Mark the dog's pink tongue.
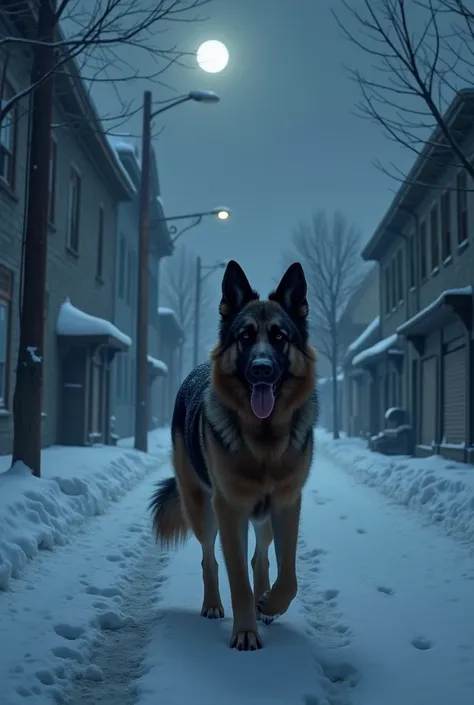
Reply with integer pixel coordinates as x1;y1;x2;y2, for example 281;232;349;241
250;384;275;419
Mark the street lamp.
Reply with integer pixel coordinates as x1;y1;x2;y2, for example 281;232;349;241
193;258;229;368
134;89;220;453
160;206;232;246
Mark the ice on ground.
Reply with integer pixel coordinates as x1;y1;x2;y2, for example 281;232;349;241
317;428;474;544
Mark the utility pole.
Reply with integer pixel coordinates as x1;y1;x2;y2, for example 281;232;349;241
193;256;202;369
134;90;152;452
12;0;56;477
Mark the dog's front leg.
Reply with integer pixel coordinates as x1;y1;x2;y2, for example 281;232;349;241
212;492;262;650
257;493;301;623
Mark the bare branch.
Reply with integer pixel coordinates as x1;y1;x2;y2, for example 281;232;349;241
333;0;474;187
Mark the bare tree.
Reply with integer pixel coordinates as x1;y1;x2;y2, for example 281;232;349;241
161;245;217;380
0;0;212;132
333;0;474;188
288;211;365;439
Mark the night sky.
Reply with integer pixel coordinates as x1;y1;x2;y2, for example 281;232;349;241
91;0;413;298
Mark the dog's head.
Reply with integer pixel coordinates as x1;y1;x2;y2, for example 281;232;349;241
211;261;316;422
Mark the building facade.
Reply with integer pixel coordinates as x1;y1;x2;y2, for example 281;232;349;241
109;141;173;438
348;90;474;464
0;13;133;454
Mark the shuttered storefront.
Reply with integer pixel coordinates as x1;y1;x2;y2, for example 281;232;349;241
421;356;437;446
443;344;466;445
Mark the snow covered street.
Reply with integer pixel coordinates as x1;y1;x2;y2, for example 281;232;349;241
1;431;474;705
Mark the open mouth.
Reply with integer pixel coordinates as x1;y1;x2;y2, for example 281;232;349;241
250;383;276;419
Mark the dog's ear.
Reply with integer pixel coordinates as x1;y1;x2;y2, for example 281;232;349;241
219;260;259;318
269;263;308;317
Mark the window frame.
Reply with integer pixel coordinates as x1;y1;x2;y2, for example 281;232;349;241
408;234;416;289
96;203;104;281
429;203;439;272
0;264;13;409
440;189;452;261
0;80;17;188
118;236;126;299
385;264;391;315
456;170;468;246
66;165;82;254
396;249;404;304
419;220;427;281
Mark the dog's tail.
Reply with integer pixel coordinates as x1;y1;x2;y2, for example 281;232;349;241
149;477;190;549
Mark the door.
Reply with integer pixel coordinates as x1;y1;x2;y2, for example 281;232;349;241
421;356;437;446
443;344;466;445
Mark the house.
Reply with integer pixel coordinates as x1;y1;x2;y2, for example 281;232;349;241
317;267;379;434
108;140;173;438
339;267;380;436
355;89;474;464
155;307;184;426
0;11;133;453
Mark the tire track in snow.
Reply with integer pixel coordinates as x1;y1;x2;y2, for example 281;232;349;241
65;539;169;705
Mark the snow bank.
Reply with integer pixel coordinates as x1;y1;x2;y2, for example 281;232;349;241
347;315;380;353
57;299;132;347
352;333;401;367
0;431;170;590
147;354;168;374
316;429;474;545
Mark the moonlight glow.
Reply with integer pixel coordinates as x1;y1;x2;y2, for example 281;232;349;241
196;40;229;73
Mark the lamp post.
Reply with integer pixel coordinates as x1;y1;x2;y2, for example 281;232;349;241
134;90;220;453
193;258;228;368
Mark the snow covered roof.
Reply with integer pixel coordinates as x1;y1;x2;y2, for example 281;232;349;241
157;307;183;337
147;355;168;375
397;286;473;336
106;136;138;194
347;316;380;354
57;299;132;348
352;333;402;367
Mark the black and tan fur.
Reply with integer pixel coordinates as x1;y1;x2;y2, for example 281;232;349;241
149;261;318;650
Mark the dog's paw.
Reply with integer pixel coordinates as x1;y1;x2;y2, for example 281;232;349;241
257;586;295;622
256;607;280;625
230;629;263;651
201;604;224;619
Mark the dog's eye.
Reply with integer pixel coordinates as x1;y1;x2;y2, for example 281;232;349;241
272;328;287;341
239;328;253;341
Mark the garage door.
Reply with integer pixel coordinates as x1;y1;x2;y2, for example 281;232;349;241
421;356;437;446
443;345;467;445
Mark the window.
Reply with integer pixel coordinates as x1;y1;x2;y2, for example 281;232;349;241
391;258;396;310
48;138;57;224
430;204;439;270
116;355;122;399
0;265;13;408
118;236;126;299
385;266;391;314
126;250;133;305
96;205;104;280
419;221;427;280
0;81;16;186
456;170;468;245
441;190;451;261
397;249;403;303
408;235;415;289
67;167;81;252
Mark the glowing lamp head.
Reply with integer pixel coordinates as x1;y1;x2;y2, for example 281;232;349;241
214;207;231;221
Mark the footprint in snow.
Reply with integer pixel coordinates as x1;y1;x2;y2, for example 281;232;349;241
95;609;133;631
105;554;123;563
53;623;85;640
376;585;394;595
322;589;339;602
411;636;433;651
356;528;366;534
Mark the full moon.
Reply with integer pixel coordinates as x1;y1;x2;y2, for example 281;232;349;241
196;40;229;73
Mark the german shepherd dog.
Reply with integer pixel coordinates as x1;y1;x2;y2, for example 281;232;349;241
149;261;317;650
